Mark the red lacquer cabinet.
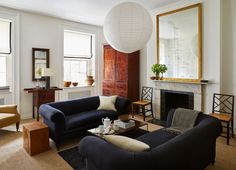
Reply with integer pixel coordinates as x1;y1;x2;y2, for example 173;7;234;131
103;45;139;102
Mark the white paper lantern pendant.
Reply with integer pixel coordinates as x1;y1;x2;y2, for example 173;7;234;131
104;2;153;53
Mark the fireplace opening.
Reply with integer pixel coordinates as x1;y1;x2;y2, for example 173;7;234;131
161;89;194;121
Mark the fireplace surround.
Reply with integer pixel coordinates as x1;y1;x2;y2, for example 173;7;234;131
151;80;206;120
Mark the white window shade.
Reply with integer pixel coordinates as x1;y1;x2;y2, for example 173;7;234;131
64;31;92;58
0;20;11;54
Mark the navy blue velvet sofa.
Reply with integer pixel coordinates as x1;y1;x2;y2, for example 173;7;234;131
39;96;130;148
80;109;222;170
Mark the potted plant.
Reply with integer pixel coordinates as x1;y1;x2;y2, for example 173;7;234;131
151;64;161;80
159;64;167;80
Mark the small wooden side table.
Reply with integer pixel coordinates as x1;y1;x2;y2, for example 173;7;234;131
24;87;62;121
23;121;50;156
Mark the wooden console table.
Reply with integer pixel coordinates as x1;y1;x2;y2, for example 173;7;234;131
24;87;62;121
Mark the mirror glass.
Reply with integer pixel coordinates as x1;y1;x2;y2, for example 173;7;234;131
32;48;49;81
157;4;202;81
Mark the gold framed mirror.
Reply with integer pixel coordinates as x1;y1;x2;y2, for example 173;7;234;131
157;3;202;82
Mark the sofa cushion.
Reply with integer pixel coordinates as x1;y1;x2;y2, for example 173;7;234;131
97;96;117;111
0;113;20;128
65;110;119;130
104;135;150;152
136;128;177;149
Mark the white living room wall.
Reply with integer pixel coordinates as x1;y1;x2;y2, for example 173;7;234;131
221;0;236;131
0;6;104;119
140;0;222;115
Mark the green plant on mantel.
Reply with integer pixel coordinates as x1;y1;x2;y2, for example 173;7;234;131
159;64;167;80
152;64;161;79
151;64;167;80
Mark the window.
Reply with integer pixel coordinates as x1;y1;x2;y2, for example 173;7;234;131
0;56;7;86
0;19;11;54
64;30;94;85
0;19;11;89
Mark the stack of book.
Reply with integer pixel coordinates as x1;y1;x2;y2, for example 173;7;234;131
117;119;135;129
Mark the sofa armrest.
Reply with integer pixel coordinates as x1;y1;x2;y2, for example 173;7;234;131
115;96;130;114
80;136;135;170
39;104;65;125
0;105;19;114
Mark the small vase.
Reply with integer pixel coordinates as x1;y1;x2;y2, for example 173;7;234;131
86;76;95;86
160;74;163;80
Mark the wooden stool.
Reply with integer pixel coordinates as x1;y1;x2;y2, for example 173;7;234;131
23;121;50;155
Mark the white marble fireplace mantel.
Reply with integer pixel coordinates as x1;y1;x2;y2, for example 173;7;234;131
150;80;208;119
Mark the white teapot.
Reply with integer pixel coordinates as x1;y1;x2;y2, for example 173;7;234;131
102;117;111;129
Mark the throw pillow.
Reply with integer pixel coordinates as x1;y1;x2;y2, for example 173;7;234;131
103;135;150;152
97;96;117;111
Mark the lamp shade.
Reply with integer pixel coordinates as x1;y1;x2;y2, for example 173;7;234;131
103;2;153;53
40;68;53;77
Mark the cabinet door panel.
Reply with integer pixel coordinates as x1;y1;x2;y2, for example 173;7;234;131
115;52;128;82
115;83;127;98
114;90;127;98
104;46;115;81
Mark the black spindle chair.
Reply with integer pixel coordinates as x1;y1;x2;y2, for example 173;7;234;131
132;87;154;121
210;93;234;145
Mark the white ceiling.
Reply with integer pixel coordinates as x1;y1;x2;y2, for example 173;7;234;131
0;0;181;26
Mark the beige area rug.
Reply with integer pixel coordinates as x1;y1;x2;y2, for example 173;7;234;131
0;121;72;170
0;119;236;170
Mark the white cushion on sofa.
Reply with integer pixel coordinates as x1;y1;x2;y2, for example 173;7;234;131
104;135;150;152
97;96;117;111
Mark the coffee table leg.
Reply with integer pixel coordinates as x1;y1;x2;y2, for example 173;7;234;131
146;124;148;131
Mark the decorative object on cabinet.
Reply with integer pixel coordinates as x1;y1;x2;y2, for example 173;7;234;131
86;76;95;86
32;48;49;81
24;87;62;121
157;3;202;82
103;2;152;53
40;68;53;89
103;45;139;102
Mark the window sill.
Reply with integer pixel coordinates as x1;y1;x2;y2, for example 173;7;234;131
63;85;94;90
0;90;12;94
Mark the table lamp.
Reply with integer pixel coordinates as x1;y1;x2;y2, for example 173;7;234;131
41;68;53;89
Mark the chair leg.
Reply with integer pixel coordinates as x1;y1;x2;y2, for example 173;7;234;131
16;122;20;131
227;122;230;145
150;103;154;118
131;104;134;118
142;106;145;121
231;120;234;138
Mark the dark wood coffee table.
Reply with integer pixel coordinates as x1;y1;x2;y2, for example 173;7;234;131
87;119;148;138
